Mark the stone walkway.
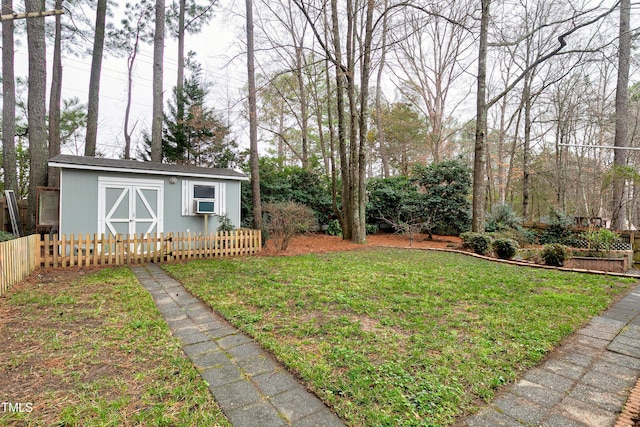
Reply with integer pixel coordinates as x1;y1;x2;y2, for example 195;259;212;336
463;282;640;427
131;264;345;427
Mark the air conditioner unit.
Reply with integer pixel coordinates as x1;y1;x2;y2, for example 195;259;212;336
196;200;215;214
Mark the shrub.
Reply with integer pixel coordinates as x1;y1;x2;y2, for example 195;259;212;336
263;202;318;252
460;232;491;255
580;228;619;253
540;243;570;267
366;223;378;235
217;214;236;233
413;160;472;236
539;208;574;244
0;231;16;242
326;219;342;237
485;203;522;232
493;238;519;260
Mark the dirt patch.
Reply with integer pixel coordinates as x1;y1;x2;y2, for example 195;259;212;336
259;232;462;256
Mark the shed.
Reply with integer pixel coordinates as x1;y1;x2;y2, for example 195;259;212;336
48;154;248;237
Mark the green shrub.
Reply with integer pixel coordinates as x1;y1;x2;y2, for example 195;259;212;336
539;208;574;244
493;238;519;259
326;219;342;237
485;203;522;232
216;214;236;233
366;223;378;235
0;231;16;242
460;232;491;255
540;243;570;267
580;228;619;253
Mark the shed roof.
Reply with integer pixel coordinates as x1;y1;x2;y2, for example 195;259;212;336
49;154;248;181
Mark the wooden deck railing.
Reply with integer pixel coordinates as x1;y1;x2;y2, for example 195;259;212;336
0;235;38;297
37;229;262;268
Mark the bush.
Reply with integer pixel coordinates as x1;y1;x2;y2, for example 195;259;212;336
460;232;491;255
0;231;16;242
539;208;574;244
493;238;519;260
485;203;522;232
413;160;472;236
366;223;378;235
580;228;619;253
540;243;570;267
326;219;342;237
217;214;236;233
263;202;318;252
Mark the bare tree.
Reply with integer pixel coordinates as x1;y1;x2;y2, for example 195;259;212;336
611;0;631;230
247;0;262;231
48;0;63;187
110;0;154;159
84;0;107;156
393;0;474;164
149;0;166;162
25;0;48;233
2;0;18;193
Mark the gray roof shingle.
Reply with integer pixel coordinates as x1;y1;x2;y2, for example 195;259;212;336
48;154;248;181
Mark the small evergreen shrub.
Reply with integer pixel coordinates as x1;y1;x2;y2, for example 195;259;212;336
540;243;570;267
0;231;16;242
493;238;519;259
485;203;522;232
326;219;342;237
460;232;491;255
366;223;378;235
217;214;236;233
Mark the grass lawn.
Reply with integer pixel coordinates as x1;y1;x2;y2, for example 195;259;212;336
0;267;230;427
164;247;637;426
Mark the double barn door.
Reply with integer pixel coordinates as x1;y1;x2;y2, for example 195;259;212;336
97;177;164;237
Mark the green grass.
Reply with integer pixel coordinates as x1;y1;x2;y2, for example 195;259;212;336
0;267;231;427
164;247;636;426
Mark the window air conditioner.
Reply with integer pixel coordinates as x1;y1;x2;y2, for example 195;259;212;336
196;200;215;214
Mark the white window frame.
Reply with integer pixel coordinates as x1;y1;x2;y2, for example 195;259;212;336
182;180;226;216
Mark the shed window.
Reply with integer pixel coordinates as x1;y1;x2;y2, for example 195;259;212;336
182;181;226;216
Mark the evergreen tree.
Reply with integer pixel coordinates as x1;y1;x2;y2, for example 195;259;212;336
141;58;243;168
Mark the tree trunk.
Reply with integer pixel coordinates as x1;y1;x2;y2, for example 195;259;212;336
26;0;48;233
2;0;18;194
375;0;389;178
295;46;309;169
522;70;532;221
611;0;630;230
331;0;349;238
472;0;490;232
246;0;262;231
123;29;141;160
353;0;374;244
151;0;165;163
85;0;107;156
174;0;186;163
48;0;63;187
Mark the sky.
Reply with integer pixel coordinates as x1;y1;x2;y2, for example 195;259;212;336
9;0;248;160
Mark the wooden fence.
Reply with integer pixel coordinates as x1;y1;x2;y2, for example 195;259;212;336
37;229;262;268
0;235;38;297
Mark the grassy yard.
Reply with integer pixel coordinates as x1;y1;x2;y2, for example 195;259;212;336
164;247;637;426
0;267;230;427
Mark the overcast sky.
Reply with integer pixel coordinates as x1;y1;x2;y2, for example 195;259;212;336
9;0;248;160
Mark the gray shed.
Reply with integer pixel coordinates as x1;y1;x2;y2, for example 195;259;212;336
48;155;248;237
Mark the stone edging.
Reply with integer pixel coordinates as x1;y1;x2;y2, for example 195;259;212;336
376;245;640;279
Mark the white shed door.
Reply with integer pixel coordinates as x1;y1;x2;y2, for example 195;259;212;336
98;177;164;237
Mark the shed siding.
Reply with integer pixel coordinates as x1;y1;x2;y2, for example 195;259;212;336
59;169;242;236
